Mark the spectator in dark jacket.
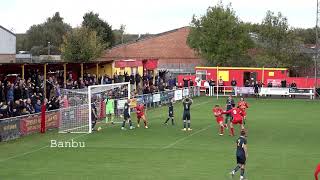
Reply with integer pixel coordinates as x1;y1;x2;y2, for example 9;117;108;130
124;72;130;82
7;84;14;102
34;99;42;113
183;78;189;88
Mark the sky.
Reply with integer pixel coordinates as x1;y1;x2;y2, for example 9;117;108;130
0;0;317;34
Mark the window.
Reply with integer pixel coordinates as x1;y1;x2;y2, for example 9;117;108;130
196;70;207;80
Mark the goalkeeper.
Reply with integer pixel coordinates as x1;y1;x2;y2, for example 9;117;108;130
105;94;115;124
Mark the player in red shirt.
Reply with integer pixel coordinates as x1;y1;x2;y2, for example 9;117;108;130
222;106;245;136
212;104;225;136
135;103;148;128
315;163;320;180
237;97;249;121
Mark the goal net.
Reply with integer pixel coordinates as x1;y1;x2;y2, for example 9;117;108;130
59;82;130;133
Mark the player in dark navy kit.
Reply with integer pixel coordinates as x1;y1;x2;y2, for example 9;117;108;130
121;99;134;130
164;99;175;125
230;130;248;180
182;96;193;131
91;103;98;131
225;95;235;128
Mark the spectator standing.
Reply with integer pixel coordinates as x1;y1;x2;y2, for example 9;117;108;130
183;78;189;88
168;76;175;90
290;81;297;98
218;77;224;93
231;78;237;95
267;81;272;97
118;72;124;83
281;79;287;88
281;79;287;98
254;81;260;98
204;80;210;96
130;73;135;91
189;79;194;96
158;79;165;92
124;72;130;83
209;79;215;94
135;72;141;92
113;72;119;83
189;79;194;87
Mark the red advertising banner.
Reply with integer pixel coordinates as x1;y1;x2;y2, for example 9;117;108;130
20;111;60;135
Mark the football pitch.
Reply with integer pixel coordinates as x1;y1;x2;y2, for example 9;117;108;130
0;96;319;180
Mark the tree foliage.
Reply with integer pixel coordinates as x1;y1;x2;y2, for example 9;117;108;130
61;27;105;62
252;11;312;69
24;12;71;55
187;3;254;66
82;12;114;47
292;28;316;44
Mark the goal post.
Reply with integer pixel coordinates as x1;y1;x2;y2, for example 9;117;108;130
88;82;130;133
59;82;130;134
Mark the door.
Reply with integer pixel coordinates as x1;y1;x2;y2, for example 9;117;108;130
243;72;251;86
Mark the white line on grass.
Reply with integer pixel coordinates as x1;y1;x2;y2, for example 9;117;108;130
161;125;211;150
0;133;89;163
0;96;215;162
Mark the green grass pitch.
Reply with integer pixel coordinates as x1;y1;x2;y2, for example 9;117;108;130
0;96;319;180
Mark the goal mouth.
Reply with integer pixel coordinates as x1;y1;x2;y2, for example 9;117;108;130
59;82;131;134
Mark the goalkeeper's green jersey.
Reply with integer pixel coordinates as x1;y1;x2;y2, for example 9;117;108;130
106;99;114;109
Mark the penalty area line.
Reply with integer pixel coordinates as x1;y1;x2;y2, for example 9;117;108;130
0;133;89;163
161;125;211;150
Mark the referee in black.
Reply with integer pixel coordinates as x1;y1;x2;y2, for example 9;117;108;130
182;96;193;131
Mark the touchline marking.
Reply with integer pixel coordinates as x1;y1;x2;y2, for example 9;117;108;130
161;125;211;150
0;133;88;163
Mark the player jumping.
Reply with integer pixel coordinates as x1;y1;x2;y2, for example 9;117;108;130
182;96;193;131
230;130;248;180
105;94;115;124
238;97;249;123
212;104;225;136
164;99;175;125
136;103;148;128
121;99;134;130
222;106;245;136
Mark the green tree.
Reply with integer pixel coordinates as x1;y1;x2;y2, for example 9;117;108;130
82;12;114;47
16;34;28;52
61;27;105;62
292;28;316;44
25;12;71;55
187;3;254;66
253;11;313;70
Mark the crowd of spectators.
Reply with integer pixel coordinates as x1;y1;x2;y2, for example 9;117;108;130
0;70;179;119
